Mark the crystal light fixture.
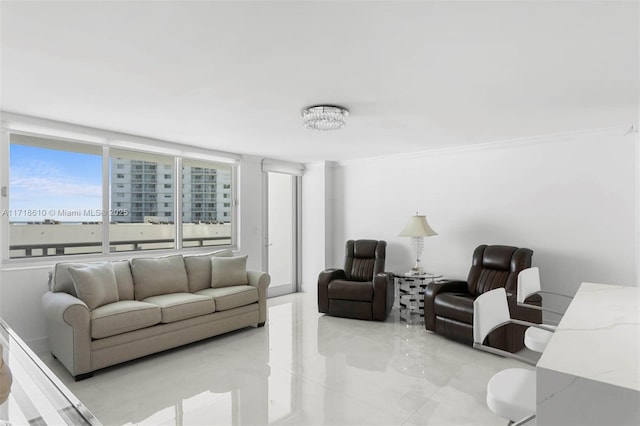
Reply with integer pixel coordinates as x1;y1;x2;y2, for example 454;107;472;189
302;105;349;130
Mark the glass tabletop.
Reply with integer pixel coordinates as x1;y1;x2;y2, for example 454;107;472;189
399;272;443;280
0;318;100;425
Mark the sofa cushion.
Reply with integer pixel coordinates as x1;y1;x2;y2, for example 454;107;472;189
113;260;134;300
131;255;189;300
196;285;258;311
143;293;216;323
210;255;249;288
68;263;120;311
184;249;234;292
91;300;161;339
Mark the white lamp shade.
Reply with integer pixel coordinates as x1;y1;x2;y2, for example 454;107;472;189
399;215;438;237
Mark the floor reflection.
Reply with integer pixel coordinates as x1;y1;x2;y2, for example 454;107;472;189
42;292;526;426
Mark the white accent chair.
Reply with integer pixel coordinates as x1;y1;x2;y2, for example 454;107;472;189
473;288;555;425
517;267;572;353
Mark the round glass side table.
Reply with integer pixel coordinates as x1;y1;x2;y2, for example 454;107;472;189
395;272;443;323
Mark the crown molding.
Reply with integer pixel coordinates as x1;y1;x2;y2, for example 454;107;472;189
303;160;338;169
337;125;631;167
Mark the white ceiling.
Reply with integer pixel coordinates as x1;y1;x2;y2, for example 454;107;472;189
1;1;638;163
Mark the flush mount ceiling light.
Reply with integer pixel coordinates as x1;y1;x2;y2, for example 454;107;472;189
302;105;349;130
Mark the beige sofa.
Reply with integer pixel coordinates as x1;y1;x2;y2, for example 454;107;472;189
41;250;270;380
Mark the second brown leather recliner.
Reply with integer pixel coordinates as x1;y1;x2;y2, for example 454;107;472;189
318;239;393;321
424;244;542;352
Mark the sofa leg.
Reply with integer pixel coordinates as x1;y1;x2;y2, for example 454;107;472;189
74;372;93;381
257;322;265;327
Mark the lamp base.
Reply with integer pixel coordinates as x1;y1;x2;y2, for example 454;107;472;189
410;266;424;274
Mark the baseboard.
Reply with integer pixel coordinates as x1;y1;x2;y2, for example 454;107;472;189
268;286;296;298
24;336;49;356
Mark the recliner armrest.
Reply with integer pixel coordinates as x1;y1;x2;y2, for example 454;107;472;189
318;268;346;286
317;269;346;313
424;280;468;299
373;272;391;284
372;272;394;321
424;280;469;331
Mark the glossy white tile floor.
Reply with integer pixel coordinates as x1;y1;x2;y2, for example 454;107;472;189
42;292;533;426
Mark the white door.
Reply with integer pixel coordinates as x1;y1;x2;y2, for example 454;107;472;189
265;172;299;297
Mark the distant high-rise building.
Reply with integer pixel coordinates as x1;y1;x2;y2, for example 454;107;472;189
182;165;232;223
111;159;170;223
110;158;231;223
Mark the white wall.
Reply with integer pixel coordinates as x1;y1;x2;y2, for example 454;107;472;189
300;161;336;293
238;155;265;272
331;129;637;299
637;125;640;287
0;265;52;353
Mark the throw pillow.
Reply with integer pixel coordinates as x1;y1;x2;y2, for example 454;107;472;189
51;262;94;297
210;255;249;288
184;249;234;292
68;263;119;311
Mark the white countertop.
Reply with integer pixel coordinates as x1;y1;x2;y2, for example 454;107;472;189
537;282;640;392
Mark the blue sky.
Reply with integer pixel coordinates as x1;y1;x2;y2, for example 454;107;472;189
9;145;102;222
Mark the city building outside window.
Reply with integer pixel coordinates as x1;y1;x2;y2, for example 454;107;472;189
109;149;175;251
181;159;232;248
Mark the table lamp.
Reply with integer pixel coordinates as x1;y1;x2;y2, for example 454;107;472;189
399;213;438;274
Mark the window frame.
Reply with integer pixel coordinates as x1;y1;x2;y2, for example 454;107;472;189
0;119;239;264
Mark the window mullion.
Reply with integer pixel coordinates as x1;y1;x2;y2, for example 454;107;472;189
102;146;110;254
1;130;9;261
175;157;183;250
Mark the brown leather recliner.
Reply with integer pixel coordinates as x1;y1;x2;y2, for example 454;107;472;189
424;244;541;352
318;240;393;321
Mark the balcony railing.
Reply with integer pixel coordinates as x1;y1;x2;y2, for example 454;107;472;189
9;236;231;258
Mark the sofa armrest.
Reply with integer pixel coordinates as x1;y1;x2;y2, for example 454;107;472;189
247;270;271;325
41;291;91;378
372;272;394;321
317;269;346;313
424;280;469;331
247;270;270;292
